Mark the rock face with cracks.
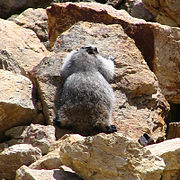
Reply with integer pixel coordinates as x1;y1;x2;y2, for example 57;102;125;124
0;70;38;139
31;21;169;141
60;133;165;180
46;2;180;104
142;0;180;26
0;18;49;75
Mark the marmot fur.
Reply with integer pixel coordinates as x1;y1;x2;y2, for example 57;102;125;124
54;46;117;135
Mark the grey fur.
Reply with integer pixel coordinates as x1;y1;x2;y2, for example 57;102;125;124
54;46;117;135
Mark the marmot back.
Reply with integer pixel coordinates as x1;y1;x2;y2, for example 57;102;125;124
54;46;117;135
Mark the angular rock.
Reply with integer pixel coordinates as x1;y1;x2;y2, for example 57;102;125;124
30;134;84;170
129;0;154;20
105;0;124;8
23;124;56;154
167;122;180;139
143;0;180;26
31;21;169;141
0;19;49;75
8;8;49;49
16;165;83;180
46;2;145;47
29;148;62;170
60;133;165;180
153;26;180;103
5;126;28;139
0;144;42;180
30;53;64;125
46;2;180;104
0;0;52;19
146;138;180;180
0;70;38;139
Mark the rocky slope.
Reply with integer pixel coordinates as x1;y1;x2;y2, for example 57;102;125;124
0;1;179;180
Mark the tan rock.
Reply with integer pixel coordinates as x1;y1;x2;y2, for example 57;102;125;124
23;124;56;154
0;144;42;180
29;134;84;170
46;2;180;104
167;122;180;139
0;18;48;75
16;165;83;180
146;138;180;180
8;8;49;48
31;21;169;141
60;133;165;180
143;0;180;26
0;70;38;138
46;2;145;47
153;25;180;103
29;148;62;170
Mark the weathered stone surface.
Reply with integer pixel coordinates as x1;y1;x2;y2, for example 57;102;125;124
60;133;165;180
30;134;84;169
46;2;145;47
153;26;180;103
143;0;180;26
146;138;180;180
0;18;49;75
8;8;49;49
167;122;180;139
30;53;64;125
0;144;42;180
31;21;169;141
16;165;83;180
30;148;62;169
46;2;180;104
0;126;29;152
23;124;56;154
0;0;52;19
0;70;38;138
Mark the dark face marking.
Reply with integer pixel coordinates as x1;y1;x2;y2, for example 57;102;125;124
81;46;99;55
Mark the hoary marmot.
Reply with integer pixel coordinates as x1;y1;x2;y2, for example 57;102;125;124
54;46;117;135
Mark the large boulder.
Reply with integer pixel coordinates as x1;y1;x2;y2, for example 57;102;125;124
31;21;169;141
60;133;165;180
8;8;49;49
0;18;49;76
142;0;180;26
0;144;42;180
46;2;180;104
46;2;145;47
0;70;39;139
